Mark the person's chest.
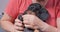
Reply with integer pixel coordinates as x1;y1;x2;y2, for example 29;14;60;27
45;0;59;27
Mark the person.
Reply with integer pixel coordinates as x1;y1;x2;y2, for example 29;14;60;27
0;0;60;32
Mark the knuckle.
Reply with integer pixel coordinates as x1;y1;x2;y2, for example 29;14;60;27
14;25;24;31
16;24;22;27
14;23;23;28
15;19;21;22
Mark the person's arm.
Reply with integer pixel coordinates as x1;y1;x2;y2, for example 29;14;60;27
37;1;60;32
0;0;22;32
0;13;24;32
57;18;60;32
0;13;15;32
39;0;60;32
37;19;57;32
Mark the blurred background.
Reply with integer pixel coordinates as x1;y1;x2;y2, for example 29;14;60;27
0;0;9;32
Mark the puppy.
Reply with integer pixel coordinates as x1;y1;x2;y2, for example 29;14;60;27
18;3;49;32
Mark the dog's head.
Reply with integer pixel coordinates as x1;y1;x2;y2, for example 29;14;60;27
23;3;49;21
18;3;49;22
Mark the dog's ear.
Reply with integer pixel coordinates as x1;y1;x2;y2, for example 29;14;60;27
39;13;49;21
36;8;49;21
36;13;49;22
39;8;48;13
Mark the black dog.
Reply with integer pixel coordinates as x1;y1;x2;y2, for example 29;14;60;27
18;3;49;32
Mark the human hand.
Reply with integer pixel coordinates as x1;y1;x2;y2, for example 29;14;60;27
14;19;24;32
23;14;41;29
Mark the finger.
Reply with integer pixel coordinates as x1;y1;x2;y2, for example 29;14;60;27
24;25;35;29
15;30;23;32
34;26;39;29
22;15;31;20
24;25;39;29
22;15;35;19
15;22;24;27
15;26;24;31
23;21;30;25
15;19;23;23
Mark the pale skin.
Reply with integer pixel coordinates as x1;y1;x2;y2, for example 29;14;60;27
0;13;24;32
0;0;60;32
22;14;58;32
0;13;60;32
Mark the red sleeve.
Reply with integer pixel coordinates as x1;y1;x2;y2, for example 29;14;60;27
4;0;21;19
57;10;60;17
57;0;60;18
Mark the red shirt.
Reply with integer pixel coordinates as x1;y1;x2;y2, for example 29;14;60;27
5;0;60;27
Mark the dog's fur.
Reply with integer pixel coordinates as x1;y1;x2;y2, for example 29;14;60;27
23;3;49;21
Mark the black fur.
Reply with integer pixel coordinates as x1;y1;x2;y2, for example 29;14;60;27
23;3;49;21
